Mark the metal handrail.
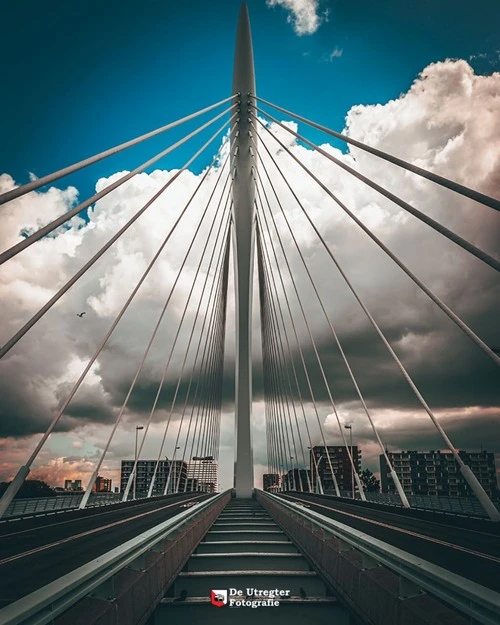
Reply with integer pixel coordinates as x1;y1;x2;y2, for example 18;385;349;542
0;491;229;625
259;490;500;625
1;493;124;520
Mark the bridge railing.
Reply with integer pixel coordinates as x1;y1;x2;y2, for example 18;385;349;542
0;493;122;518
0;490;230;625
258;490;500;625
0;491;168;520
323;490;500;518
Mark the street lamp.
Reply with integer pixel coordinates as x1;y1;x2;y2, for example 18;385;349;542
344;424;354;499
290;456;296;491
134;425;144;500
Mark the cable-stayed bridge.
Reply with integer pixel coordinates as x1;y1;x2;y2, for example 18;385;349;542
0;4;499;625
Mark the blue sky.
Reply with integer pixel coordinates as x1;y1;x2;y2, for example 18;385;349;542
1;0;499;202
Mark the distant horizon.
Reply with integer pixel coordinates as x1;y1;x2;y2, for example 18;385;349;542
2;443;498;493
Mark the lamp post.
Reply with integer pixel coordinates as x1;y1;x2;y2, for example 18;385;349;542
290;456;296;491
345;424;354;499
133;425;144;500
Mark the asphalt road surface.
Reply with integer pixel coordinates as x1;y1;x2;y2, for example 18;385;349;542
278;492;500;591
0;492;211;606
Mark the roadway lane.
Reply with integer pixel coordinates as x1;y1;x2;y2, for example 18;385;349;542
278;493;500;591
0;492;212;607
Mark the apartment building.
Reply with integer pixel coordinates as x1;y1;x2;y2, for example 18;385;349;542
92;475;112;492
187;458;218;492
282;468;312;491
380;450;497;497
263;473;280;492
120;459;188;495
310;445;362;493
64;479;82;491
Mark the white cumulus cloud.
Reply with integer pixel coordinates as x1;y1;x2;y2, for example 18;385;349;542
266;0;325;35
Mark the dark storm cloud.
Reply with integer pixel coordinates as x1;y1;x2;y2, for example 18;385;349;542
0;390;59;437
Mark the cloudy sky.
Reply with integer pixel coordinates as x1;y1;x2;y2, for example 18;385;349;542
1;0;499;493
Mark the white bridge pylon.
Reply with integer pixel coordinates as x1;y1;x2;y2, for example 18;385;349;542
231;3;256;498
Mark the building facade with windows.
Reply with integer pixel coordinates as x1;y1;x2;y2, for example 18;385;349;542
64;479;82;491
263;473;280;492
282;469;312;492
310;445;361;494
120;459;187;495
187;459;218;492
92;476;112;492
380;450;497;497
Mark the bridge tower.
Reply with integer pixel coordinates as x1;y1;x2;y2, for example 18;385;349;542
231;3;256;497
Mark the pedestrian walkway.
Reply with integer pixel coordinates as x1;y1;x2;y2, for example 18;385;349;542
154;497;351;623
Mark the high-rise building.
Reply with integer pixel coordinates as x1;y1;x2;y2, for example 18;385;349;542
309;446;361;494
380;450;497;497
186;478;199;492
282;469;312;492
64;479;82;491
92;476;112;493
263;473;280;491
187;457;218;492
120;459;187;495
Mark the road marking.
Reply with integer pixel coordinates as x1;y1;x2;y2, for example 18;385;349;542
0;495;203;566
283;494;500;564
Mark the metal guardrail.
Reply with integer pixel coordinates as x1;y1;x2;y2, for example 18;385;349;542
1;490;220;520
284;489;500;518
0;493;123;519
354;491;499;518
0;490;229;625
259;490;500;625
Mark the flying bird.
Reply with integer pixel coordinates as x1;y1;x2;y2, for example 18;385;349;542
76;312;86;318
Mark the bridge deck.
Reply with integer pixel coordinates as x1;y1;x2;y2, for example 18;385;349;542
0;492;210;608
0;492;498;625
280;492;500;591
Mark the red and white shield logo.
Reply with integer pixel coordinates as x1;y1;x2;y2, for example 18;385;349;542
210;589;228;607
